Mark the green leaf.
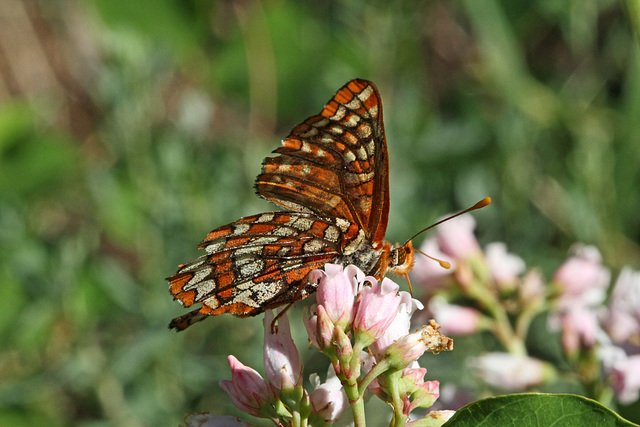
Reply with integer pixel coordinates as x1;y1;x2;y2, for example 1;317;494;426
443;394;637;427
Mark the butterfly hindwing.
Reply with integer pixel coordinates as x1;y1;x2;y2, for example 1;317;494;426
168;211;362;329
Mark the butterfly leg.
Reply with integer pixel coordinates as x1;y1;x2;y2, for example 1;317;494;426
269;272;318;333
169;307;209;331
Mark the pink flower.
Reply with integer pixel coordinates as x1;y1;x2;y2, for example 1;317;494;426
219;356;272;418
485;242;525;288
309;366;349;422
369;293;422;359
428;297;483;336
553;244;610;306
611;354;640;404
435;215;480;260
469;353;554;391
315;264;362;328
263;310;301;393
550;305;602;354
184;413;255;427
606;267;640;344
519;270;545;305
352;277;406;347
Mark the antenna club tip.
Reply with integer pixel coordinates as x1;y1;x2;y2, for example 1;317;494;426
473;197;491;209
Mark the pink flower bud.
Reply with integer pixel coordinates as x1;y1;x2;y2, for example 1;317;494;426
303;304;336;351
553;245;610;306
611;354;640;404
302;305;320;348
316;264;362;328
333;324;354;361
435;215;480;260
429;297;482;336
263;310;301;393
309;366;348;422
606;267;640;344
352;277;403;346
485;242;525;289
409;379;440;411
519;270;545;304
219;356;272;418
469;353;554;391
383;330;430;368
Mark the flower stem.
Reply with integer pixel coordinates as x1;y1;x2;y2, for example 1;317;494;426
385;370;407;427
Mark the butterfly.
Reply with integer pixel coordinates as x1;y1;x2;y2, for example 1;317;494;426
168;79;415;331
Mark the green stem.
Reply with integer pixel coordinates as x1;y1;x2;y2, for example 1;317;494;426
385;370;407;427
358;359;391;395
291;410;301;427
336;341;366;427
466;262;526;355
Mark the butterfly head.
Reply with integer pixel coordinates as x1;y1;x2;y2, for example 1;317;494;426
388;240;415;277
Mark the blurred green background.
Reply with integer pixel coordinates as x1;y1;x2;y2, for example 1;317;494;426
1;0;639;425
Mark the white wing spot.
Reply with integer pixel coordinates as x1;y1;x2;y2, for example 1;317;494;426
331;105;347;120
203;241;225;254
304;239;324;253
344;113;360;127
194;280;216;300
203;295;220;309
343;229;367;255
357;85;374;104
345;97;361;110
256;213;275;223
290;216;313;231
239;259;264;279
325;225;340;242
234;245;263;256
356;146;368;160
357;123;372;138
300;127;318;138
187;266;213;288
234;223;250;235
366;140;375;155
181;258;205;271
335;218;351;232
229;288;261;308
313;117;330;127
344;150;356;163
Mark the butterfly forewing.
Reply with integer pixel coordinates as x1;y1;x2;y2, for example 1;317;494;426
255;79;390;247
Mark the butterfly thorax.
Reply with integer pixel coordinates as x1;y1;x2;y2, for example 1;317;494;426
337;236;414;282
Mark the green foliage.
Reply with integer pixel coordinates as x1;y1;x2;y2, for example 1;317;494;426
0;0;639;425
445;394;637;426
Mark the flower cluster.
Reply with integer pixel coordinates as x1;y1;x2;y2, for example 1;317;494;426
411;214;640;407
186;264;455;427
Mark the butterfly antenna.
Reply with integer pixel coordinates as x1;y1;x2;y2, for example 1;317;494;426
415;248;451;269
404;197;491;245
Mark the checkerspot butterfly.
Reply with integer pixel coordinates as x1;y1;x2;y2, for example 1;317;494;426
168;79;415;331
